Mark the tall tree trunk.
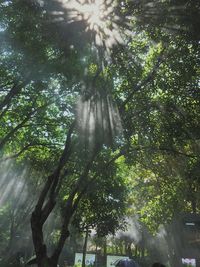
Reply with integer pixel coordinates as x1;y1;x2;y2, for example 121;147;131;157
95;243;98;267
126;243;132;258
103;238;107;257
30;123;101;267
31;212;49;267
134;246;138;257
191;198;197;213
82;228;89;267
188;181;197;213
141;231;145;258
31;122;75;267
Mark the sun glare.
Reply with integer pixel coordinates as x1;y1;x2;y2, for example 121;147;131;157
57;0;127;51
52;0;127;148
82;1;104;28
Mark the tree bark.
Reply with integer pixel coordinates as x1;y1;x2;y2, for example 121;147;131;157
31;122;75;267
82;228;89;267
31;124;124;267
0;81;27;112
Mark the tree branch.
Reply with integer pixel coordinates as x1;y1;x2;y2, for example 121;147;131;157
35;120;75;213
0;80;29;112
0;142;62;162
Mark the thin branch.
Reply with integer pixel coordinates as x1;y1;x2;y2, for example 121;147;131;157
0;143;62;162
126;144;197;159
0;97;60;151
157;146;197;158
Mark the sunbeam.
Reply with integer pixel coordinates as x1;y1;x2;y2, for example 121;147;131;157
76;90;122;150
55;0;130;52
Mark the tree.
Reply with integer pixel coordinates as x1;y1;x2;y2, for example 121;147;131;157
0;0;200;267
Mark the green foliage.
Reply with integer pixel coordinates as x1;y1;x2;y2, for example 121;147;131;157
0;0;200;264
68;151;129;236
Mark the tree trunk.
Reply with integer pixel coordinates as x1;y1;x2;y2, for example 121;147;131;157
126;243;132;258
82;228;89;267
103;238;107;257
95;243;98;267
31;206;71;267
134;246;138;257
191;191;197;213
188;180;197;213
31;211;49;267
30;122;75;267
